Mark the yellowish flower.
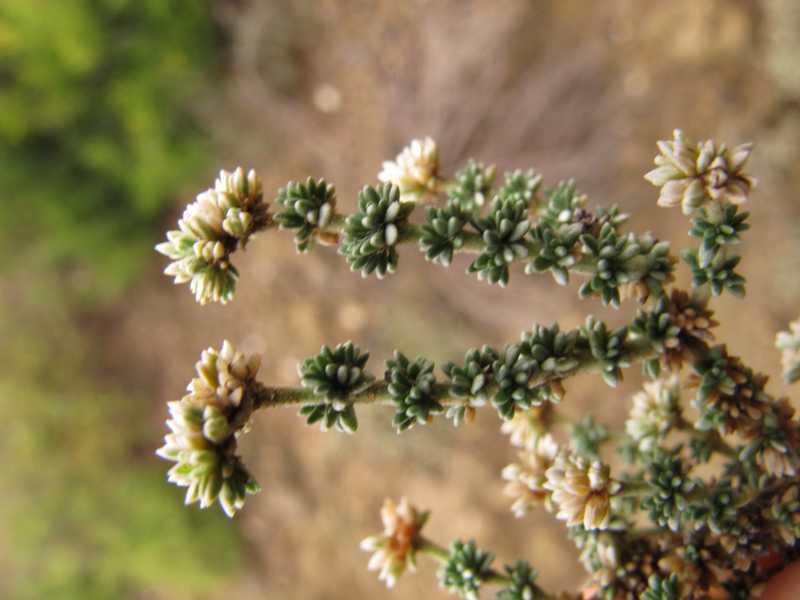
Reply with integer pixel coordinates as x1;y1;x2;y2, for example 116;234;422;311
502;434;559;517
545;454;620;530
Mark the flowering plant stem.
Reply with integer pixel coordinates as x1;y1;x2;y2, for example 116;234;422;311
154;134;800;598
252;335;658;411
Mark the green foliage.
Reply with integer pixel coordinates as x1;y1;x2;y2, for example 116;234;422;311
340;184;414;278
498;169;542;204
298;342;374;433
689;204;749;264
0;0;214;292
641;451;695;532
449;160;496;213
497;561;540;600
419;202;469;266
438;540;495;600
468;196;531;286
443;346;498;403
275;177;337;252
683;249;746;297
570;415;610;460
385;351;443;431
640;574;680;600
582;316;629;387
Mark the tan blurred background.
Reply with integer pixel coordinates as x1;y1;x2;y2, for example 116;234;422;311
2;1;800;598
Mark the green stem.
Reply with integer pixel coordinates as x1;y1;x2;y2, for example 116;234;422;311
252;335;659;411
618;479;652;498
417;538;450;562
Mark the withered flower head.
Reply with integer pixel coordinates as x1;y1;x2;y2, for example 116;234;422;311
502;434;559;517
360;497;429;588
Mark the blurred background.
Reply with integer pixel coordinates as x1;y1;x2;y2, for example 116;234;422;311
2;1;799;598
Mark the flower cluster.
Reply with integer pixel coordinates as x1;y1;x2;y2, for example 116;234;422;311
645;129;756;214
625;377;682;452
360;498;429;588
379;137;440;202
544;454;619;530
502;434;559;517
156;168;268;304
156;341;262;516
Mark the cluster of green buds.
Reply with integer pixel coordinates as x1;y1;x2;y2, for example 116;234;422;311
154;133;800;599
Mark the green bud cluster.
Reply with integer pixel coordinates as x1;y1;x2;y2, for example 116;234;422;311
683;250;745;297
640;574;680;600
689;204;749;264
442;346;497;426
340;184;414;278
274;177;337;252
449;160;496;213
419;202;470;266
641;451;695;531
385;352;444;432
468;196;532;287
630;299;681;378
582;316;629;387
497;561;541;600
578;224;672;308
498;169;542;204
685;483;739;535
526;221;583;285
438;540;495;600
298;342;374;433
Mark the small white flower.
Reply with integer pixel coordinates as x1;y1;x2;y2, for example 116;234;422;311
625;376;681;452
378;137;439;201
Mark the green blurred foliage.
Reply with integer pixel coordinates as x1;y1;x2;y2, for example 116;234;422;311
0;0;214;292
0;263;243;599
0;2;244;597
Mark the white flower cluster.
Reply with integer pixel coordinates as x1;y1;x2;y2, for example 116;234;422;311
156;168;268;304
544;454;620;530
157;340;263;516
625;376;681;452
379;137;439;202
